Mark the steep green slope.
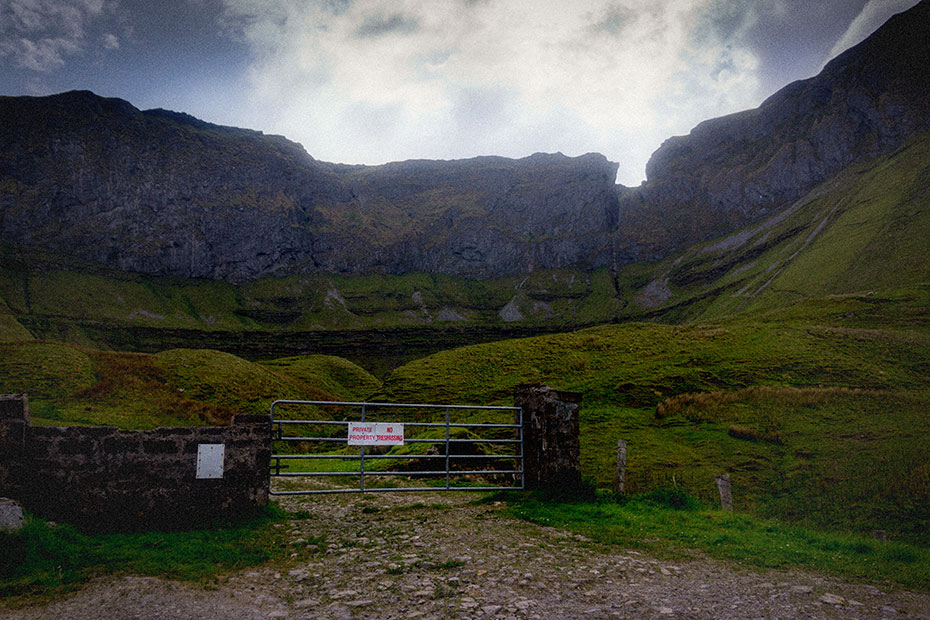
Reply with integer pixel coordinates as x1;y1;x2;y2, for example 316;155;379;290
0;244;623;337
0;244;627;377
377;286;930;542
0;294;31;342
629;131;930;322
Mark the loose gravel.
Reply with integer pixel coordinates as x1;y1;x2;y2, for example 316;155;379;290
3;491;929;620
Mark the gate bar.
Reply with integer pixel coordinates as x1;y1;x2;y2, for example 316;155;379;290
271;399;520;412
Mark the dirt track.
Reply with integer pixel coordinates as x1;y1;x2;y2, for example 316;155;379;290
3;491;930;620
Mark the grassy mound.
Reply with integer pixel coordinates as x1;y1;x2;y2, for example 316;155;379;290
259;355;381;402
0;342;380;428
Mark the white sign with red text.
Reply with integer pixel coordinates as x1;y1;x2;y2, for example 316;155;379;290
347;422;404;446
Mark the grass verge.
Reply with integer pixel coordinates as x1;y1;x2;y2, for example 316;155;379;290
499;488;930;592
0;506;293;600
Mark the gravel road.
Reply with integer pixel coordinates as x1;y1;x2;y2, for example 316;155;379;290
2;491;929;620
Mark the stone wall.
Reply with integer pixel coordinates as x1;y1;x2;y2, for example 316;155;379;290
515;384;583;492
0;394;270;531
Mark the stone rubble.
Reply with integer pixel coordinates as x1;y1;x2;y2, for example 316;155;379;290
2;491;930;620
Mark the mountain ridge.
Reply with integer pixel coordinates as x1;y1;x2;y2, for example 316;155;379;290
0;90;619;281
1;1;928;284
617;0;930;260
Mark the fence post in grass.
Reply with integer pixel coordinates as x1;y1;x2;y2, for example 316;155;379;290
716;474;733;511
614;439;627;495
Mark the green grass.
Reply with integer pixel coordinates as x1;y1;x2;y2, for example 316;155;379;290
377;285;930;544
0;295;32;342
0;507;294;598
0;342;381;428
259;355;381;401
502;489;930;591
0;243;625;341
638;130;930;324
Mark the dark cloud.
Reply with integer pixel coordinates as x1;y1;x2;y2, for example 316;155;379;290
0;0;110;71
355;13;419;38
743;1;869;93
591;6;636;37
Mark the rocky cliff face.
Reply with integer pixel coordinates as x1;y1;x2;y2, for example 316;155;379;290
1;2;928;282
320;153;619;278
616;0;930;259
0;91;618;281
0;91;356;281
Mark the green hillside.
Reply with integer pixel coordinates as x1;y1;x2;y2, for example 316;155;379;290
1;119;928;549
0;342;380;428
376;285;930;543
0;243;625;366
630;130;930;323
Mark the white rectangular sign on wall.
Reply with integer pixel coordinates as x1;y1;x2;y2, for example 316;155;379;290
347;422;404;446
196;444;225;479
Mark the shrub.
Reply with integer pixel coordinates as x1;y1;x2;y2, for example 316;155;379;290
727;424;785;445
639;484;700;511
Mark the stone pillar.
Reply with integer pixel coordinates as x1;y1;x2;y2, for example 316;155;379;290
514;384;582;492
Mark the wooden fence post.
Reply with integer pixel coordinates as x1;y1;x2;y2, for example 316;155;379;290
614;440;627;495
716;474;733;511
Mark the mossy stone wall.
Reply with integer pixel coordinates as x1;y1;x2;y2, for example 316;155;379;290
0;394;269;531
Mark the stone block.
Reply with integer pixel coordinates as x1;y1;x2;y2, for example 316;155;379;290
58;436;98;456
143;438;181;455
0;497;25;532
103;436;142;454
0;394;30;423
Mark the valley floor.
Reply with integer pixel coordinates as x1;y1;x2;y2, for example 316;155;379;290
3;492;930;620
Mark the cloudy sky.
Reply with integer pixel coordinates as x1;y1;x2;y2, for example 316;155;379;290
0;0;921;185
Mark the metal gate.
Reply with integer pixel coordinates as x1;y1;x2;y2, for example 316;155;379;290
269;400;524;495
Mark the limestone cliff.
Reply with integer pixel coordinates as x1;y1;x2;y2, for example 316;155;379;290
2;1;928;282
0;91;618;281
616;0;930;259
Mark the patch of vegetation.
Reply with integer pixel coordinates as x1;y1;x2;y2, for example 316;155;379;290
504;491;930;592
0;507;290;598
259;355;381;402
0;295;32;342
0;341;379;429
1;242;625;344
377;286;930;544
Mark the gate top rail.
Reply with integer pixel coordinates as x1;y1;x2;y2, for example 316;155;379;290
271;399;520;416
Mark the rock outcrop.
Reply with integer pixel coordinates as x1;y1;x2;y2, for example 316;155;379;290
0;91;354;282
616;0;930;259
323;153;619;278
1;2;928;282
0;92;618;281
